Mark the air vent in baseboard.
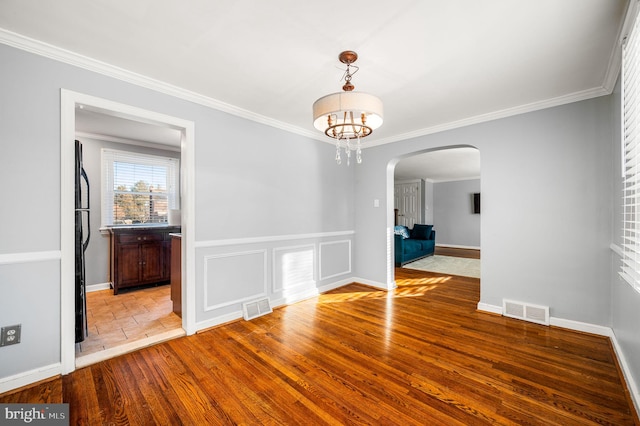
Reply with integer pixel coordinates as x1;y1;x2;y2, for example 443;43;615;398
503;299;549;326
243;297;272;321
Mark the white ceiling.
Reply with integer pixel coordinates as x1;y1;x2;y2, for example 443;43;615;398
0;0;630;180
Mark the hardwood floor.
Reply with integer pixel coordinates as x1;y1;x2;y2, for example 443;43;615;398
435;245;481;259
2;268;637;425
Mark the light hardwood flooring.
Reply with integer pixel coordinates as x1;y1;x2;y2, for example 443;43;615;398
77;284;182;357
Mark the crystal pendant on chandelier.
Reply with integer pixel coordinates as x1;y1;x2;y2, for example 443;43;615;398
312;51;383;165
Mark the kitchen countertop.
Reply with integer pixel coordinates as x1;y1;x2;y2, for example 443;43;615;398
101;224;181;232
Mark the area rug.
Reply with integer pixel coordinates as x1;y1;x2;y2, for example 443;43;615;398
402;255;481;278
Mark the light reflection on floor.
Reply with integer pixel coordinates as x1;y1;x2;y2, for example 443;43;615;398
317;275;454;304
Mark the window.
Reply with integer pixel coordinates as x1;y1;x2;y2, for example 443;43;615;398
102;149;179;226
622;11;640;293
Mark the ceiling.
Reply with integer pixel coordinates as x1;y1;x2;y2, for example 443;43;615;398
0;0;630;180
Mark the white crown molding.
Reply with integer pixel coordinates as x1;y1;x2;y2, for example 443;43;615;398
0;28;321;142
0;27;621;149
368;86;611;148
0;250;61;265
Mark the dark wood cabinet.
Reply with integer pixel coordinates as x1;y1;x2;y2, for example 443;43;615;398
109;226;181;294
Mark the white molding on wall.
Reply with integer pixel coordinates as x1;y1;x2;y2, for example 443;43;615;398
272;244;316;293
0;251;61;265
368;86;612;148
0;28;321;144
195;310;245;332
477;302;640;413
351;277;396;291
194;230;355;248
202;249;268;312
86;282;111;293
0;363;61;395
0;28;619;151
319;240;352;281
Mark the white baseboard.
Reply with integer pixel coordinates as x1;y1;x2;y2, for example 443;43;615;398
610;331;640;416
0;363;62;394
476;302;639;413
350;277;396;291
86;282;111;292
195;311;244;332
477;302;502;315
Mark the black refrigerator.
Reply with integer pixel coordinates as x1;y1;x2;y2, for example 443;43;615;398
75;140;90;343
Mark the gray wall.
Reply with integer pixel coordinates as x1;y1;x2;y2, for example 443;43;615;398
80;137;181;286
433;179;481;248
0;43;354;382
355;96;613;328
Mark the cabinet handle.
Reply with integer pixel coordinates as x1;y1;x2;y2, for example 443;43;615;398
137;237;141;241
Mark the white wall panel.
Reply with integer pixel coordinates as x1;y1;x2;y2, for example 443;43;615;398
272;244;315;293
203;250;267;311
319;240;351;280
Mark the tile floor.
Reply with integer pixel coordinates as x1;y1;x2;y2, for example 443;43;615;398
77;284;182;356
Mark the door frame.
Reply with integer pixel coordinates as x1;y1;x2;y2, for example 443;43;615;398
60;89;196;374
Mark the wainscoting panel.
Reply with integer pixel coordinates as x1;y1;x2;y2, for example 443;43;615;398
272;244;316;294
194;231;354;330
203;249;268;312
319;240;352;280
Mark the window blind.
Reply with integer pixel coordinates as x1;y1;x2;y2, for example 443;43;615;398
622;11;640;293
102;149;179;226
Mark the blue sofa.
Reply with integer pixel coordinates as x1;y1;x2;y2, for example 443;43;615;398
394;224;436;266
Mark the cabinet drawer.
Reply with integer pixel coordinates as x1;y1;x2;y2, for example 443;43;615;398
117;233;163;244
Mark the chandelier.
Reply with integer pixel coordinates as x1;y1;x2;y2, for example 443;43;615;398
312;51;383;165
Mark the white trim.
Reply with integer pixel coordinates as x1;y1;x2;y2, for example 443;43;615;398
0;28;320;143
0;251;60;265
0;363;61;395
75;131;181;153
317;278;357;294
476;302;640;411
0;28;620;150
272;287;320;307
548;317;611;336
272;244;316;293
367;87;612;148
86;282;111;293
60;89;196;375
476;302;503;315
195;310;244;332
319;240;352;280
194;230;354;248
611;242;624;257
611;330;640;416
202;250;268;312
351;277;396;291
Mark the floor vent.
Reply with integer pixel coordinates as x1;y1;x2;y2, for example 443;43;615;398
243;298;272;321
502;299;549;326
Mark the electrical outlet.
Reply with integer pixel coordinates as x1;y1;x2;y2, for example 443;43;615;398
1;324;21;346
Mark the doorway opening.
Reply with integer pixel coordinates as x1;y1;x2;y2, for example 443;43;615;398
390;146;481;281
60;90;195;374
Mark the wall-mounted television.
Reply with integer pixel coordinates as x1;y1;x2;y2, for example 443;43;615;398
473;193;480;214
